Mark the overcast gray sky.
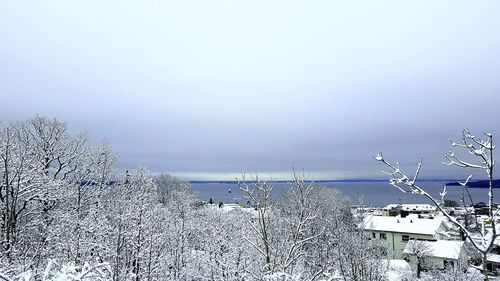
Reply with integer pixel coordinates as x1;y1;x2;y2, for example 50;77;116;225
1;1;500;180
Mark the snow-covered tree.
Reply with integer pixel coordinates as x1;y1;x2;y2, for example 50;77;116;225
1;116;118;279
239;172;387;281
403;240;433;278
273;172;329;279
239;174;275;278
0;116;99;274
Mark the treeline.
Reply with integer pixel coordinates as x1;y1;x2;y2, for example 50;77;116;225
0;116;387;280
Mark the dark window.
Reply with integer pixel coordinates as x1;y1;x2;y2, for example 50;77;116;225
380;247;387;255
402;234;410;242
444;260;455;268
372;232;376;239
380;233;387;240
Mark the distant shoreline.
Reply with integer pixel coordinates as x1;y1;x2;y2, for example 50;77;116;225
188;179;460;184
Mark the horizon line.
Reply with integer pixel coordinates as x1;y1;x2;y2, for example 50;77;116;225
186;178;464;184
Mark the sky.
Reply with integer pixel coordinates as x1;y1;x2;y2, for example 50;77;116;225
1;1;500;180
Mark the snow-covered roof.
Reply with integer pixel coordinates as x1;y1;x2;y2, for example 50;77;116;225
403;240;464;260
208;203;259;217
362;215;444;236
487;253;500;264
384;204;436;212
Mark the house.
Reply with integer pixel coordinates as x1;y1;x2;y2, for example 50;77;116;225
485;236;500;275
362;214;449;259
464;226;500;275
402;240;468;271
383;204;436;216
486;253;500;275
209;203;260;220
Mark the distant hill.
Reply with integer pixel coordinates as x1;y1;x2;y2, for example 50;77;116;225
446;179;500;188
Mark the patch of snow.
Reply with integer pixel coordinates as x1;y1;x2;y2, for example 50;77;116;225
384;259;411;281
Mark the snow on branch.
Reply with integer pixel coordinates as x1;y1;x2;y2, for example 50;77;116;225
444;129;493;169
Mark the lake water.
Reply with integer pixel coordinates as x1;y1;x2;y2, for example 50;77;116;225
191;181;493;207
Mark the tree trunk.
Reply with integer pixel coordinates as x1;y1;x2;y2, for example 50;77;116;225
483;253;489;281
416;260;421;278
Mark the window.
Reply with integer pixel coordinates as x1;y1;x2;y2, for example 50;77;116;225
380;233;387;240
443;260;455;268
379;247;387;255
372;232;376;239
402;234;410;242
